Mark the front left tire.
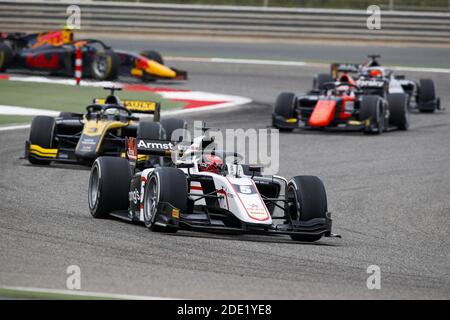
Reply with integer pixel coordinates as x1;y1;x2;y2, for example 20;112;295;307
0;42;13;71
287;176;328;242
28;116;56;165
359;95;385;134
88;157;131;219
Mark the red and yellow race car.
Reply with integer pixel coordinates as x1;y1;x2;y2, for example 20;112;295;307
0;27;187;81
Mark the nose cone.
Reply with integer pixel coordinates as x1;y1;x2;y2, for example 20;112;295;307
146;60;176;78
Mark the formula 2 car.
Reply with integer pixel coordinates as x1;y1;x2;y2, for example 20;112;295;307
24;87;187;166
313;55;441;113
0;27;187;81
88;132;340;243
273;75;409;134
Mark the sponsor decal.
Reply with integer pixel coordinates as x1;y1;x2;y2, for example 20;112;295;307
33;31;64;48
129;189;140;204
127;137;137;160
94;98;157;113
239;185;252;194
137;139;174;151
26;53;59;69
357;80;384;87
171;208;180;219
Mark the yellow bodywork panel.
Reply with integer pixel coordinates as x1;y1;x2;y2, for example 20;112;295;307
81;119;129;153
146;60;176;78
29;144;58;158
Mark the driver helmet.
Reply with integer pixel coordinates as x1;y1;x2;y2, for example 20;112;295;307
336;84;350;94
199;154;224;174
104;108;120;116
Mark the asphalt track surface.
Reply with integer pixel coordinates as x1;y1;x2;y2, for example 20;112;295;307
1;39;449;299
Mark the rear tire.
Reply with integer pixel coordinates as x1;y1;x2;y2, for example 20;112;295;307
140;50;164;65
418;79;437;113
88;157;131;219
137;121;165;140
388;93;409;130
160;118;187;141
0;42;13;71
90;49;119;80
313;73;334;90
28;116;56;165
287;176;328;242
359;95;385;134
143;167;187;232
160;118;187;166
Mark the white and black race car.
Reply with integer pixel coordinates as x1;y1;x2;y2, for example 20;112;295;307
87;132;339;243
313;55;441;113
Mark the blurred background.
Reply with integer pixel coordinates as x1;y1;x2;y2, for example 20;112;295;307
99;0;450;11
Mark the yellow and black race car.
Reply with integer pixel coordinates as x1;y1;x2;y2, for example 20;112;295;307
24;87;187;166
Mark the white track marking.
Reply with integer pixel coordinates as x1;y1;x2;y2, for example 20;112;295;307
1;286;178;300
0;124;30;132
7;75;117;87
0;105;59;116
165;56;450;73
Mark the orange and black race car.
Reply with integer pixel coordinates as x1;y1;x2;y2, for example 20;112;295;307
272;73;409;134
0;27;187;81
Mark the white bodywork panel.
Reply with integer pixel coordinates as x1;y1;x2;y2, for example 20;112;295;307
134;134;273;225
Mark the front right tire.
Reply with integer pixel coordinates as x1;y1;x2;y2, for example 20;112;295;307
418;79;437;113
143;167;187;233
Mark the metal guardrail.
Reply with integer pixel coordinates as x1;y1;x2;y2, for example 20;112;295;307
0;0;449;44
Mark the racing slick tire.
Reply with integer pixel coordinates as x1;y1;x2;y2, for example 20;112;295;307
143;167;187;233
161;118;187;166
90;49;119;81
0;42;13;71
137;121;165;140
161;118;187;141
360;95;385;135
287;176;327;242
313;73;334;90
418;79;438;113
272;92;297;131
88;157;131;219
140;50;164;65
387;93;409;130
28;116;56;165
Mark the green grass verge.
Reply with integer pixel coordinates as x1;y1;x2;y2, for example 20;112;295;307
0;288;120;300
0;115;34;125
0;80;186;113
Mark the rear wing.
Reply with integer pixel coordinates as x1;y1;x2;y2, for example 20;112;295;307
331;63;361;78
94;98;161;121
126;137;182;165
